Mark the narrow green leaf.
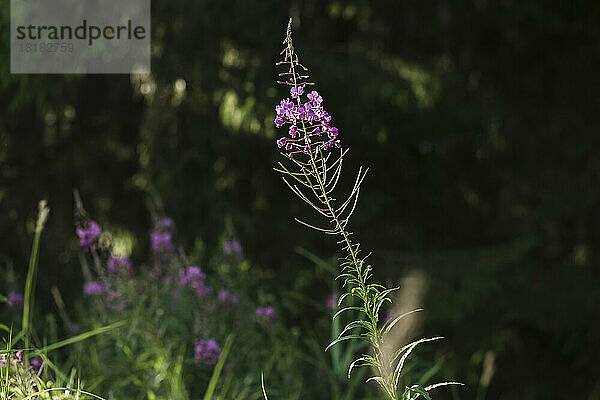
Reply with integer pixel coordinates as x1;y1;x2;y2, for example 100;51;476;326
325;335;365;352
394;337;444;387
33;321;125;355
382;309;423;335
424;381;464;391
203;334;235;400
365;376;390;396
347;355;374;378
337;292;351;307
332;306;362;321
407;385;432;400
23;201;49;362
260;371;269;400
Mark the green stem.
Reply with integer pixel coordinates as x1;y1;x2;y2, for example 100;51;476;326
22;224;42;363
22;201;49;365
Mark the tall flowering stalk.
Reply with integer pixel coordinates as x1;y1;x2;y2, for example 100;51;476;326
272;19;459;400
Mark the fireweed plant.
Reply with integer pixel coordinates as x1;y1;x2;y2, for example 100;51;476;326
272;20;460;400
70;195;303;399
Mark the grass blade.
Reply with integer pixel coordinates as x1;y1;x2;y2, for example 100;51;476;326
22;200;50;363
32;321;125;355
203;334;234;400
260;371;269;400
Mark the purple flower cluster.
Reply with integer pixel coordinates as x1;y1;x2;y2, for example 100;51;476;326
76;221;102;250
256;306;277;322
274;88;341;157
0;351;22;367
179;266;211;296
218;290;239;305
107;255;133;275
6;291;24;308
83;281;104;297
151;232;175;253
223;239;242;257
151;218;175;253
194;339;221;365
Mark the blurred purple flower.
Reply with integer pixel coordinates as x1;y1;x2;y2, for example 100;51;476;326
156;217;175;232
31;358;42;369
179;266;205;287
179;266;211;296
326;293;338;309
151;231;175;252
196;286;212;296
256;306;278;321
195;339;221;365
223;239;243;257
76;221;102;250
6;292;24;308
107;256;133;275
218;290;239;305
0;354;5;368
107;290;122;299
83;281;104;297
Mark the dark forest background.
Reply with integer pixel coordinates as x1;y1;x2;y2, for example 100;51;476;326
1;1;599;399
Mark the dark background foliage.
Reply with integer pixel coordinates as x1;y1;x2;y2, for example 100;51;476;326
1;1;599;399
